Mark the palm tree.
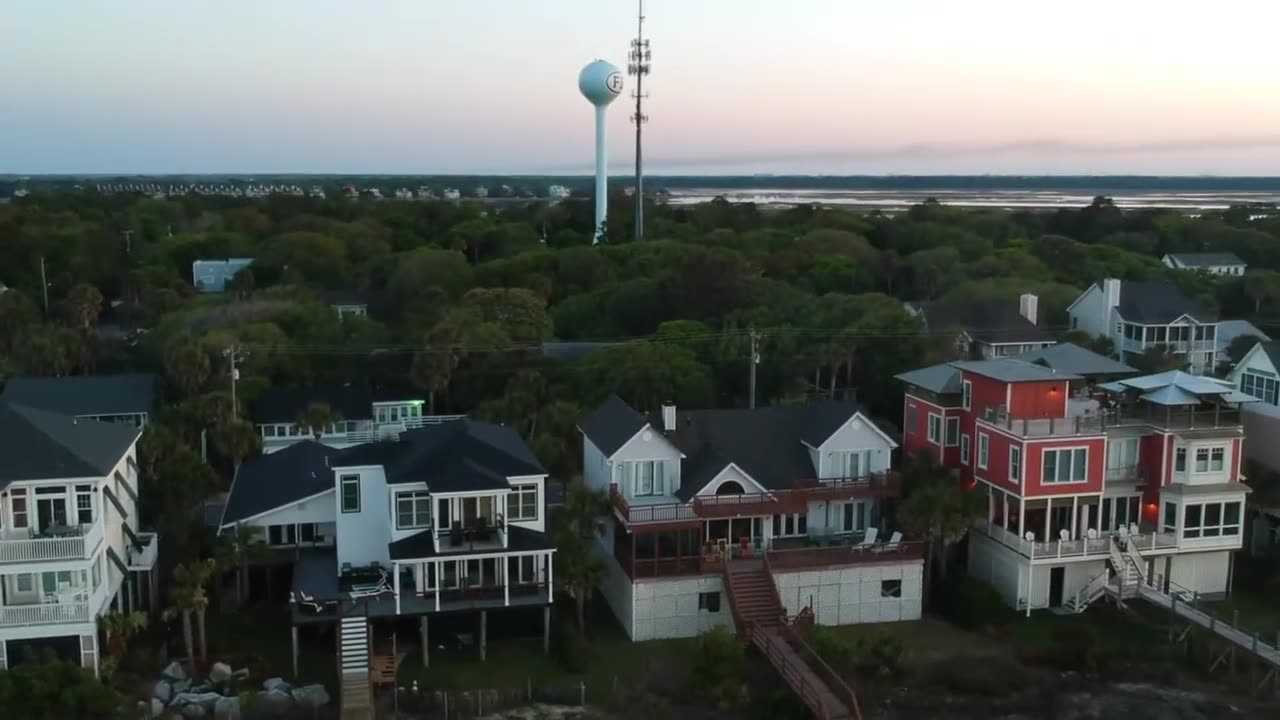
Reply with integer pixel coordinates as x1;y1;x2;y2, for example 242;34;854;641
215;523;269;605
551;481;609;632
100;610;148;661
164;559;217;669
62;282;103;331
294;402;342;441
164;336;211;398
897;478;985;605
212;419;261;476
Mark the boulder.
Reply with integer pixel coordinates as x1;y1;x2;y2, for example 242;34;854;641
153;680;173;704
180;704;206;718
291;684;330;707
230;668;250;681
161;661;187;682
257;688;294;714
213;696;241;720
172;679;192;695
150;699;165;719
171;692;223;709
208;662;233;684
261;677;289;693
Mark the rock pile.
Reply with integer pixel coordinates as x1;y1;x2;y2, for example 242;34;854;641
146;662;330;719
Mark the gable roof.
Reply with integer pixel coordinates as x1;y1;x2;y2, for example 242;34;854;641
330;419;544;491
950;359;1080;383
914;299;1053;344
1116;281;1216;324
1012;343;1137;377
578;394;649;457
252;385;422;424
0;402;139;487
895;364;963;395
220;441;340;526
3;373;157;417
1247;340;1280;369
1166;253;1246;268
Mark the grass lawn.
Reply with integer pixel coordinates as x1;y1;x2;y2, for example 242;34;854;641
202;605;337;689
1203;592;1280;638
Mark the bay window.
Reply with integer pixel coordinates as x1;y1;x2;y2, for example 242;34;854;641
1182;501;1242;539
1043;448;1088;484
1193;447;1226;474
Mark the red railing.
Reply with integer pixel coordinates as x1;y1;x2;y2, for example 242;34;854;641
751;625;836;720
609;484;699;525
781;622;863;720
766;541;925;571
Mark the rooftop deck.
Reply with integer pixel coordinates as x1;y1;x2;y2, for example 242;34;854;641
981;402;1243;438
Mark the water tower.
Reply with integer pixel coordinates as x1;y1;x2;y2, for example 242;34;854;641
579;59;623;244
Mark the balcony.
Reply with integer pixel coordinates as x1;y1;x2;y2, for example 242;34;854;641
980;405;1104;438
0;522;104;564
262;414;466;451
980;403;1242;438
973;519;1178;560
127;532;159;570
0;600;91;628
765;541;924;572
433;525;505;554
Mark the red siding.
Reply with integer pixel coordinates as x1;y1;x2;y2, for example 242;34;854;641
1008;380;1070;419
962;372;1007;415
1232;438;1243;482
902;394;943;464
974;427;1020;494
1138;433;1170;506
1021;438;1106;496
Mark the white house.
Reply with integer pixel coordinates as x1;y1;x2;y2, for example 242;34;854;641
2;374;158;429
579;396;923;642
252;385;461;453
219;419;555;672
0;402;159;673
1068;278;1220;375
1162;253;1248;277
1227;341;1280;475
192;258;254;293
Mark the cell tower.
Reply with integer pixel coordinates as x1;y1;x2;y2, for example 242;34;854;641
627;0;651;242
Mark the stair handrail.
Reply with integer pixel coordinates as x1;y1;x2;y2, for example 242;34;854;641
782;623;864;720
1073;568;1110;610
761;550;788;623
752;626;831;720
1121;539;1146;583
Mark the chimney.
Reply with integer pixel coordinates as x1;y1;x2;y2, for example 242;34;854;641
1102;278;1121;309
661;403;676;433
1018;293;1039;326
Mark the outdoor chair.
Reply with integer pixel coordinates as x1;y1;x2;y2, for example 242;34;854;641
874;531;902;553
859;527;878;546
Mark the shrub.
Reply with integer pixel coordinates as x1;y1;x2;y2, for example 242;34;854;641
0;650;121;720
935;576;1011;630
690;626;748;709
808;625;853;668
851;631;904;678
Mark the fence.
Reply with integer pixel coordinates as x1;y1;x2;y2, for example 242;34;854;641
392;680;587;719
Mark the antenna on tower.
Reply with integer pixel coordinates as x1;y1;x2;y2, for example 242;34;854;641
627;0;651;242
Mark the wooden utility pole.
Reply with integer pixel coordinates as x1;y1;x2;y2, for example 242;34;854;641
225;345;242;416
39;256;49;315
748;328;761;409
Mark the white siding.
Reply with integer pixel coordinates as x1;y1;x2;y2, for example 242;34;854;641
631;575;732;641
598;542;635;638
333;466;392;568
775;561;924;624
1167;550;1231;596
814;413;896;477
583;438;609;493
605;427;683;501
242;491;337;527
1068;285;1109;339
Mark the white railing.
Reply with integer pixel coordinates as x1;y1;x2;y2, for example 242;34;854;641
0;522;103;564
263;414;465;450
0;601;91;627
127;532;159;570
974;520;1177;560
1070;569;1111;611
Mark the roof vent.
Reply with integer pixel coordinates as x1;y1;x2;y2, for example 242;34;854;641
661;403;676;433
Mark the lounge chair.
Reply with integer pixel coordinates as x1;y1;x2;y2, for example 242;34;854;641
859;527;878;546
874;531;902;553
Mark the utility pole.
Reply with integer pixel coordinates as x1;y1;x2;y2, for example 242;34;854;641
225;345;242;417
38;256;49;315
122;229;134;255
627;0;651;242
748;328;761;409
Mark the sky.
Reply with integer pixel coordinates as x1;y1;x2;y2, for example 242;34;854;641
4;0;1280;175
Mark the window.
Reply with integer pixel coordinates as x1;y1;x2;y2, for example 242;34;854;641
510;484;539;522
1009;446;1022;482
340;475;360;513
11;489;27;528
1163;502;1177;533
437;499;452;529
960;435;971;465
906;404;917;435
267;525;297;546
945;417;959;447
631;461;664;496
830;450;871;479
1240;371;1279;405
1107;438;1138;471
927;414;942;444
16;574;33;593
1042;448;1088;484
841;501;868;532
880;580;902;598
961;381;972;410
75;485;94;525
91;556;102;590
300;524;317;543
1210;448;1225;472
1182;501;1241;539
1175;448;1186;473
698;591;721;612
772;513;808;538
977;433;989;469
396;491;432;529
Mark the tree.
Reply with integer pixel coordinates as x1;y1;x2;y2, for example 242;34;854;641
1131;344;1186;374
295;402;342;440
577;341;715;410
551;481;609;632
215;524;269;605
211;419;261;475
897;476;985;604
164;335;211;398
61;283;103;331
228;267;255;300
1243;269;1280;314
0;651;119;720
164;559;217;669
100;610;148;661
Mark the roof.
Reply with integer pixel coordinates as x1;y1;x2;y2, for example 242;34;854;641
1217;320;1270;352
633;400;891;496
578;394;649;457
1012;343;1137;377
1116;281;1216;324
949;359;1080;383
0;402;139;487
1166;253;1246;268
220;441;340;526
3;373;157;417
914;299;1053;344
389;524;555;560
1100;370;1257;406
895;364;963;395
252;385;422;424
331;419;545;490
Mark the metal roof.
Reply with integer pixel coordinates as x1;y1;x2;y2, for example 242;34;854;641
895;364;963;394
949;359;1080;383
1013;343;1137;377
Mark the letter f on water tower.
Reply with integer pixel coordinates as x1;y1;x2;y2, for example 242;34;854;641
579;60;623;245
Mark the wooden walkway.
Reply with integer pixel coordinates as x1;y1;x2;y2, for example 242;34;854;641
751;627;858;720
1133;584;1280;669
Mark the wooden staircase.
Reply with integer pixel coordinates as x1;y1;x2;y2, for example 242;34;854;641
723;560;862;720
338;615;374;720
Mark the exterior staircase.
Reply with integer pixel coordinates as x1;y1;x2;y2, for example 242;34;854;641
723;559;861;720
338;615;374;720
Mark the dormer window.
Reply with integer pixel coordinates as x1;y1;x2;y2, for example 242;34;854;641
632;461;664;496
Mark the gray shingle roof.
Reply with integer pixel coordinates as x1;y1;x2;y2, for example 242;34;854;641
1116;281;1216;324
1167;253;1245;268
0;402;139;487
578;395;648;456
3;373;157;417
895;364;963;395
916;299;1054;344
950;359;1081;383
220;441;340;526
252;385;422;424
1255;341;1280;367
1013;343;1137;377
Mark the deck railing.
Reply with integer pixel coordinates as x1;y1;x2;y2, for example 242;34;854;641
0;601;91;628
974;519;1178;559
980;403;1242;439
782;623;863;720
0;522;103;564
766;541;925;571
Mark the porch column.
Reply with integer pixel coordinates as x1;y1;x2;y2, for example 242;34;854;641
420;616;429;668
149;567;158;617
290;626;299;678
503;557;510;607
434;561;441;612
393;561;401;615
1002;492;1009;532
479;610;487;662
1070;496;1079;539
1017;499;1025;538
1043;498;1052;541
543;606;551;655
988;491;995;526
546;553;554;602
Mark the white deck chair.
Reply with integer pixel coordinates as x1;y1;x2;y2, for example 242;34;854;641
858;527;878;546
1128;522;1140;537
1058;528;1070;543
1086;528;1098;539
875;531;902;552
